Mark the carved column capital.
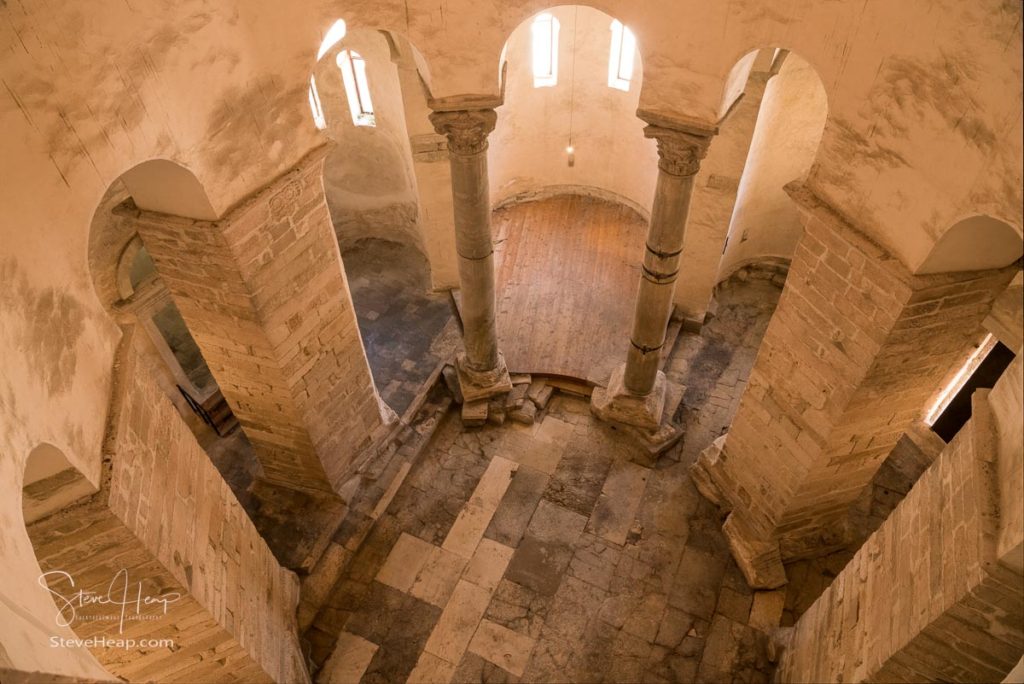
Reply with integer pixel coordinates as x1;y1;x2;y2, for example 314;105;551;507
429;108;498;156
644;125;714;177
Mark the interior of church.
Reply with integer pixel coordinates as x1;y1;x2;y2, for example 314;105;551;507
1;1;1023;683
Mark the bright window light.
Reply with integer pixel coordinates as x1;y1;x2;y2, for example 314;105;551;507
608;20;636;91
308;76;326;130
924;333;997;426
337;50;375;127
316;20;347;61
531;13;559;88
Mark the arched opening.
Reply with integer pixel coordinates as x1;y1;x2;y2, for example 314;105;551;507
479;6;654;382
86;164;290;559
490;5;655;212
920;216;1023;441
308;23;458;417
716;49;828;284
22;442;97;525
88;173;253;484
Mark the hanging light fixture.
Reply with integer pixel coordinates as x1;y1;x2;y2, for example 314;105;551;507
566;7;578;167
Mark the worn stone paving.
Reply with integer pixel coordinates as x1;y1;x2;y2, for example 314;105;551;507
305;277;792;683
343;238;455;417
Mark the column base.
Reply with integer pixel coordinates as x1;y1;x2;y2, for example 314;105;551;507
456;352;513;403
591;364;667;431
690;434;731;510
723;513;788;590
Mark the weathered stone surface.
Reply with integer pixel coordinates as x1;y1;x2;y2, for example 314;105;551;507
779;383;1024;684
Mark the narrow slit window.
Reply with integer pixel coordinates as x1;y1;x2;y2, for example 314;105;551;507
608;20;636;91
337;50;375;127
308;75;326;130
531;13;559;88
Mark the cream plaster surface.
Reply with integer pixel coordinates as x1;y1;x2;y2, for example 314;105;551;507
2;0;1022;675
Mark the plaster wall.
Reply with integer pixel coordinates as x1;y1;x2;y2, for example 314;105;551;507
315;30;425;256
718;53;827;280
489;5;658;212
1;0;1022;676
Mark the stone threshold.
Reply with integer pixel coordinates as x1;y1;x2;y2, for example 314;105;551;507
296;363;454;636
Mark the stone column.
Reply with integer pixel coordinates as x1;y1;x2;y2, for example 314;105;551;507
691;184;1018;588
592;113;715;431
429;107;512;401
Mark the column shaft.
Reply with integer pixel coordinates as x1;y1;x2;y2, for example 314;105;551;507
592;114;715;433
430;107;511;401
450;148;500;371
625;169;698;394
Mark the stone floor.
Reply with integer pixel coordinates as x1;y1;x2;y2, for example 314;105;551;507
343;238;455;417
304;276;791;683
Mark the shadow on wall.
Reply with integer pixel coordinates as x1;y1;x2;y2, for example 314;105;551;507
490;5;658;213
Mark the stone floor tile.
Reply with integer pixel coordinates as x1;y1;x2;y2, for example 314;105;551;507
534;416;575;444
748;589;786;633
543;575;604;642
424;580;493;665
567;532;621;591
407;650;458;684
607;629;653;683
462;538;515;591
484;467;549;547
484;578;551;639
451;652;521;684
541;445;613;518
587;460;650;546
518;631;577;684
318;631;379;684
411;546;469;608
504;534;575;596
622;592;668;643
716;585;753;624
443;456;519;558
376;532;436;593
467;618;537;677
654;607;696;650
526;499;588;545
669;545;727;620
486;430;565;475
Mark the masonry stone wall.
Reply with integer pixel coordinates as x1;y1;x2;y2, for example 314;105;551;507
778;364;1024;683
694;186;1017;582
129;148;384;494
28;327;308;684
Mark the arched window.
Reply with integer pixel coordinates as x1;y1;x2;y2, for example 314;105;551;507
338;50;376;127
308;75;326;130
316;19;347;61
608;20;636;91
531;13;560;88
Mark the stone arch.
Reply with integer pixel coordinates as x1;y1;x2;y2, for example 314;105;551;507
21;442;98;531
86;164;224;423
716;48;829;283
490;4;655;213
917;215;1024;275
